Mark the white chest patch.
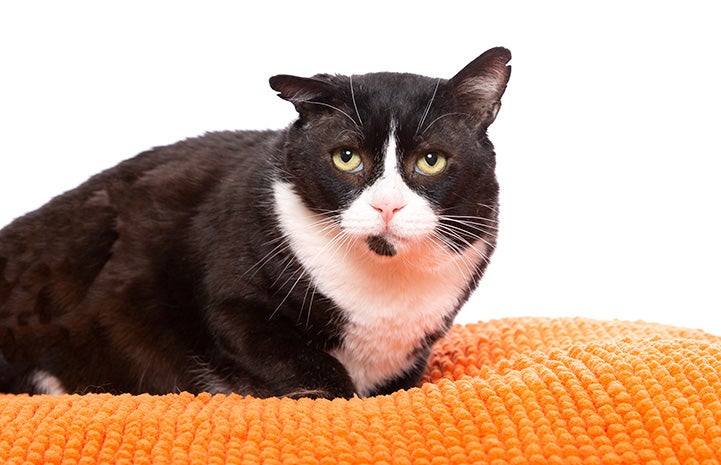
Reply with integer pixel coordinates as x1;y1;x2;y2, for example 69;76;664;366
272;180;486;396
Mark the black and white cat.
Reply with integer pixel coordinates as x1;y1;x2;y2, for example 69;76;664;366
0;47;511;398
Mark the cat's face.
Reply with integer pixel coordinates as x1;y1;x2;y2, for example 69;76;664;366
271;48;511;263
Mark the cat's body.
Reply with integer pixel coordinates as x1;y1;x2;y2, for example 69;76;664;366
0;48;511;398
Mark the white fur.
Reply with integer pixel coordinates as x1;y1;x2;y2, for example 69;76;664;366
30;370;67;395
272;131;486;396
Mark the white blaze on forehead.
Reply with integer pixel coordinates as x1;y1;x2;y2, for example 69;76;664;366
383;126;399;177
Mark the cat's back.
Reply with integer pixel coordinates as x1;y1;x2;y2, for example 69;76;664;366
0;129;280;362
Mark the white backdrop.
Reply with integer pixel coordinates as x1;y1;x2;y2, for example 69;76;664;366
1;2;719;334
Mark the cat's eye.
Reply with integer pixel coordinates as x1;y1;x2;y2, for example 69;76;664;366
331;148;363;173
415;152;447;176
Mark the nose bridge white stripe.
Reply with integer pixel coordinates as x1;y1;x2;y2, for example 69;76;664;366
371;123;406;207
383;121;399;177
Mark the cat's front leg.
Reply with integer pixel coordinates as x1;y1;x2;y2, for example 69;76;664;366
204;299;356;399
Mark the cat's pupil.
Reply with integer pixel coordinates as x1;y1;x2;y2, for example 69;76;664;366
340;149;354;163
425;153;439;166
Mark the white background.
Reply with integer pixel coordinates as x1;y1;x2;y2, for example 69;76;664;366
1;2;719;335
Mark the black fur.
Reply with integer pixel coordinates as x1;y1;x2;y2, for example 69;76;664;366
0;48;511;398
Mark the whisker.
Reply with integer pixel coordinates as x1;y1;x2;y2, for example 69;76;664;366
441;216;500;234
274;219;357;325
441;213;499;223
241;241;291;280
318;228;356;269
269;268;307;321
476;202;501;213
421;112;471;135
243;211;340;282
349;75;363;127
430;233;478;284
442;216;499;234
416;78;441;135
439;204;500;218
299;279;316;328
441;228;495;253
446;233;494;271
293;228;357;325
305;100;361;130
436;223;496;253
270;253;300;289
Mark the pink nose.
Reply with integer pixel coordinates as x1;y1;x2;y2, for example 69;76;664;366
372;200;406;224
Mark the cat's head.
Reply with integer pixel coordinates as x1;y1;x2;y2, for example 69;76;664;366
270;47;511;265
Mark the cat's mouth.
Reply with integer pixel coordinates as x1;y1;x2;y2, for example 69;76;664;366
365;235;398;257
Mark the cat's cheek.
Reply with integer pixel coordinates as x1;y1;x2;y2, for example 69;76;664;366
390;199;438;240
338;201;385;237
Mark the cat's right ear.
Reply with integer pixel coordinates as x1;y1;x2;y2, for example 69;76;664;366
448;47;512;126
269;75;336;114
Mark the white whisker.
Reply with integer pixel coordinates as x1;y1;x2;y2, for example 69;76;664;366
429;233;477;285
268;268;307;321
305;100;361;130
273;211;356;326
249;211;340;281
270;253;301;289
442;213;499;224
242;243;289;278
416;78;441;135
294;227;358;324
349;75;363;127
436;223;495;254
441;216;499;235
299;280;316;328
421;112;470;134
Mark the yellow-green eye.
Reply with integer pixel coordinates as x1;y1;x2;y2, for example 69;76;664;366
331;148;363;173
415;152;447;176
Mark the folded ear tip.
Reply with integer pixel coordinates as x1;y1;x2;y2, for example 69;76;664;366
268;74;339;114
268;75;282;90
269;75;319;103
268;75;296;97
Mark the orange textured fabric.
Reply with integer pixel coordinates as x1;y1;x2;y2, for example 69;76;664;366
1;317;721;465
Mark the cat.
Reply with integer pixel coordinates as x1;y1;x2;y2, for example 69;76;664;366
0;47;511;398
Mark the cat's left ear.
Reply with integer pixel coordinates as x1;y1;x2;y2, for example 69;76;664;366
269;74;337;114
448;47;512;126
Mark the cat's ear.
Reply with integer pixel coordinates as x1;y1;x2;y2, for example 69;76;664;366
269;75;337;114
448;47;512;126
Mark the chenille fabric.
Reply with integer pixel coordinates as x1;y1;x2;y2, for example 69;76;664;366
1;317;720;464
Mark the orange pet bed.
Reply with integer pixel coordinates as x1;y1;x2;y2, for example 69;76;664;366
1;317;720;464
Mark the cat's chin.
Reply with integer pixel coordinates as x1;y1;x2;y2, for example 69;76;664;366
363;234;426;259
365;235;398;257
